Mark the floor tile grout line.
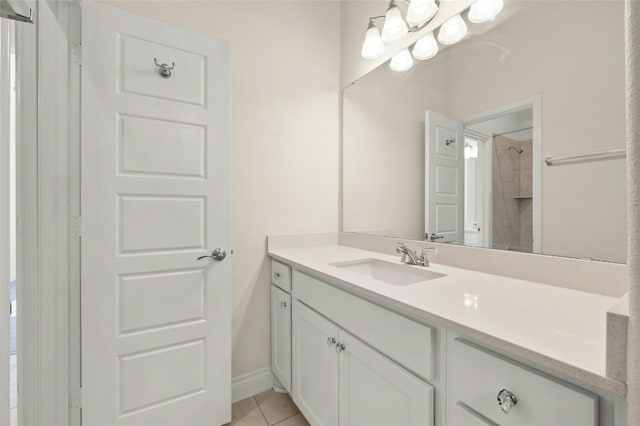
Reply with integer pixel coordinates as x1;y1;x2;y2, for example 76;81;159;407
270;412;301;426
253;396;270;425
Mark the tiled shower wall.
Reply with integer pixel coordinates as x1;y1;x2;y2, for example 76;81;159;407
492;136;533;252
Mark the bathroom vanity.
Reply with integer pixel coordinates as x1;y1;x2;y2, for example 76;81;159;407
268;235;627;426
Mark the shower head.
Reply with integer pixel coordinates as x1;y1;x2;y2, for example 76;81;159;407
508;146;523;154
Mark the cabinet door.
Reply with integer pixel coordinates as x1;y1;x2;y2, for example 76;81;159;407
338;330;434;426
292;301;340;426
271;285;291;391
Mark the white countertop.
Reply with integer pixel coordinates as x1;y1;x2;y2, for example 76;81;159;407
268;243;627;397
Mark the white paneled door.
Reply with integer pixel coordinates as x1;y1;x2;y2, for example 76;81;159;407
425;111;464;244
81;3;231;425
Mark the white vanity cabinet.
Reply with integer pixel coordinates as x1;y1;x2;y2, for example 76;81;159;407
291;271;435;426
447;335;599;426
338;330;434;426
271;260;292;391
292;301;340;426
270;259;612;426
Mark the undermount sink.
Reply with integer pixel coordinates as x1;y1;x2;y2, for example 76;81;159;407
331;258;447;286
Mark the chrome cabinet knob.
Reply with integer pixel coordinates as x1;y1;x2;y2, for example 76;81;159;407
280;301;288;308
335;343;346;353
274;272;281;279
197;248;228;261
327;337;337;347
497;389;517;414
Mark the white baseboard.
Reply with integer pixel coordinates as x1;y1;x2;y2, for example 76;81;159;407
232;367;274;403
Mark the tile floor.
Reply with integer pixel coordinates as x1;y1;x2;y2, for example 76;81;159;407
228;390;309;426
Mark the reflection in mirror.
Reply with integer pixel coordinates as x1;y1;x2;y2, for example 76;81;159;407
343;1;626;263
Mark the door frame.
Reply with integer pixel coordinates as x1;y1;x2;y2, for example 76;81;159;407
463;129;492;249
13;1;80;425
462;95;543;254
0;17;13;426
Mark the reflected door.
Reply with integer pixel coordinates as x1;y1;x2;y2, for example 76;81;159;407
81;3;231;425
425;111;464;244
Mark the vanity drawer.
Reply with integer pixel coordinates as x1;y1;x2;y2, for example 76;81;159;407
293;271;434;381
271;260;291;292
447;337;598;426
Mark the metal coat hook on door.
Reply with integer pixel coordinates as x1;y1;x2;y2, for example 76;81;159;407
154;58;175;79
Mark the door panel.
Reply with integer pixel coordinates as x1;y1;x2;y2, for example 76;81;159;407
338;331;434;426
118;268;205;335
118;340;205;415
81;3;231;425
425;111;464;243
119;34;206;106
292;301;340;426
119;115;206;178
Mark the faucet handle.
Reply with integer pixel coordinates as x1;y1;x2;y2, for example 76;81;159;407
396;242;408;253
419;247;438;266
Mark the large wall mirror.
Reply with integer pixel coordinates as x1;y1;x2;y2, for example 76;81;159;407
342;0;627;263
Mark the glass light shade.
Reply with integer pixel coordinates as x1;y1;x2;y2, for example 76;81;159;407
412;32;439;60
382;6;409;43
406;0;438;26
390;48;414;72
437;14;468;45
468;0;504;23
361;26;386;59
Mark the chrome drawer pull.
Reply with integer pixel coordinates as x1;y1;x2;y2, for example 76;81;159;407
497;389;517;414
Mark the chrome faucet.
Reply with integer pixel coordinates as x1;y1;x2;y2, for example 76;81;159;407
396;243;437;267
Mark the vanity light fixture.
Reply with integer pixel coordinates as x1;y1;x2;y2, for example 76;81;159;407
382;1;409;43
412;32;439;60
406;0;439;26
361;0;505;72
390;48;415;72
437;14;468;45
468;0;504;23
361;19;386;59
360;0;440;58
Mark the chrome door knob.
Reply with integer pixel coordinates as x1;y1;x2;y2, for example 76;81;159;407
197;248;228;261
497;389;517;414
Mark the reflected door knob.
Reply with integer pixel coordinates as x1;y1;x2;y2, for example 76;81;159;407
197;248;228;261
